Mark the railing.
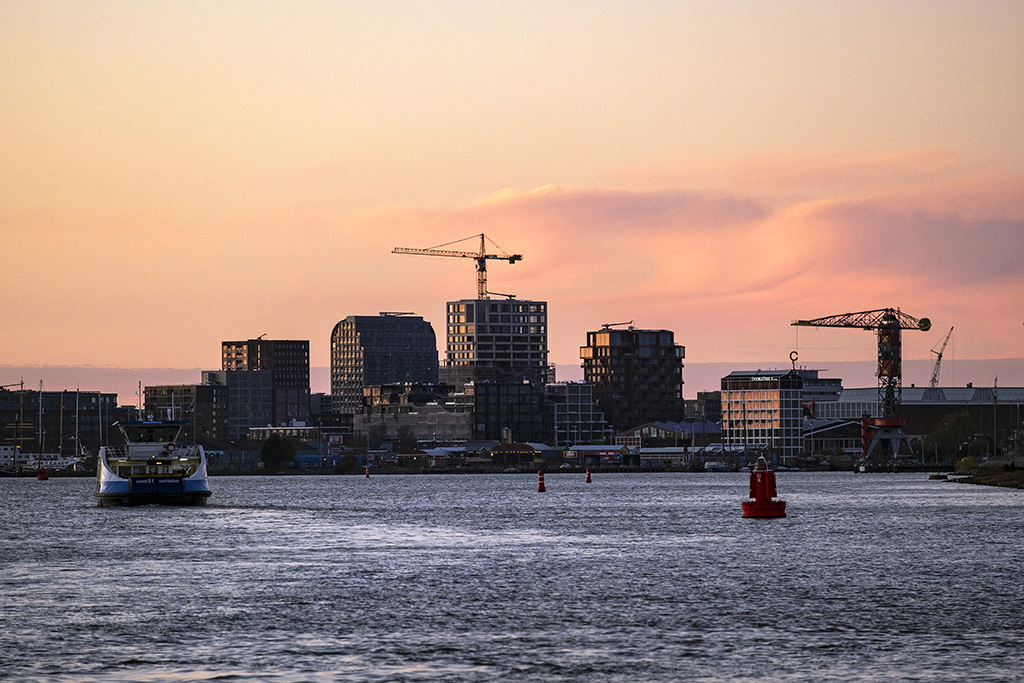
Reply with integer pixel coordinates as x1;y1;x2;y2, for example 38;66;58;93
103;444;202;460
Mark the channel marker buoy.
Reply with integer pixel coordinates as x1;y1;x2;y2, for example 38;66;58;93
741;456;786;518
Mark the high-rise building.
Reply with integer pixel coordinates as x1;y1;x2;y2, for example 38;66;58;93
580;326;685;431
221;338;310;425
441;298;550;386
330;313;438;415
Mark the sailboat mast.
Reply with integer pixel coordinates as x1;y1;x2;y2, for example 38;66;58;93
38;380;43;457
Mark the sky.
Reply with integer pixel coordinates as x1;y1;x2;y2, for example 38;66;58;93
2;1;1024;401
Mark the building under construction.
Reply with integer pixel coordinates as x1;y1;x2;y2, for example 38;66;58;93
440;298;551;386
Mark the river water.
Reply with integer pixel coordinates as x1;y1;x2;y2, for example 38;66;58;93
2;472;1022;682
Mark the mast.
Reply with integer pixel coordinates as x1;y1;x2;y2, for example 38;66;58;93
37;381;43;460
75;386;80;457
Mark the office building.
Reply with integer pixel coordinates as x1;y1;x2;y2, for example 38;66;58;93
721;369;805;464
580;326;685;431
330;313;438;415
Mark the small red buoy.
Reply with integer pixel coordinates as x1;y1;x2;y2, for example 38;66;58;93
585;468;592;483
37;466;49;481
537;470;546;493
741;457;785;518
365;467;370;478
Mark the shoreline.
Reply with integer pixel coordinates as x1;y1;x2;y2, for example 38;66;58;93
954;467;1024;490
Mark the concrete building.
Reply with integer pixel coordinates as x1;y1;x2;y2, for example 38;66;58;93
221;338;310;425
580;326;685;431
355;384;474;448
330;313;438;415
441;298;551;386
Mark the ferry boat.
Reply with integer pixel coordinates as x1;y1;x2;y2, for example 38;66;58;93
95;420;211;506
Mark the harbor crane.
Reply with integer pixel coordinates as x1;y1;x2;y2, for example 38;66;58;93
793;308;931;462
392;233;522;300
929;326;954;388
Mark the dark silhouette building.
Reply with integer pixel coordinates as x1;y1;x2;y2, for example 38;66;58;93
580;326;685;431
221;338;310;425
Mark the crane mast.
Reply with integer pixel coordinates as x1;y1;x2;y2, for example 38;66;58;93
392;233;522;300
793;308;931;463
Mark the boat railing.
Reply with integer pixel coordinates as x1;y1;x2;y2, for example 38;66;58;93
103;445;129;459
104;444;203;460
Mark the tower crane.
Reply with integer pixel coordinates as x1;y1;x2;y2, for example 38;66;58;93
929;326;954;388
392;233;522;300
793;308;931;462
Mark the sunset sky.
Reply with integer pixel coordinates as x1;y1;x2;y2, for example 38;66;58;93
3;1;1023;399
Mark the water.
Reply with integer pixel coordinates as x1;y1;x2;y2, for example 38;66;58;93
2;472;1022;682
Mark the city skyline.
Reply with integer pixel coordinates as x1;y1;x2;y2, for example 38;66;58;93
3;2;1023;398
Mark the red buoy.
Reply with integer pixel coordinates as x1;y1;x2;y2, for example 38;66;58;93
585;468;592;483
365;467;370;478
537;470;546;493
741;457;786;518
37;466;49;481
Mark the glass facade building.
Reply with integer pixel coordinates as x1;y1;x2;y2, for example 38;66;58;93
721;369;804;465
330;314;438;415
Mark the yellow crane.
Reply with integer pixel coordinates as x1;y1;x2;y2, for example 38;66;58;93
393;233;522;300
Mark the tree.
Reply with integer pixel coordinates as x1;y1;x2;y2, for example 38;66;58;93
368;423;388;450
396;425;417;451
924;410;975;464
261;433;297;472
339;454;360;474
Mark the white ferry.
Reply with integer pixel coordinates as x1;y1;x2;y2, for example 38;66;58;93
95;420;211;506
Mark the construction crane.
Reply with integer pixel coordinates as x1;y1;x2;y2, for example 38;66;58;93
601;321;634;330
793;308;931;462
929;326;954;388
392;233;522;300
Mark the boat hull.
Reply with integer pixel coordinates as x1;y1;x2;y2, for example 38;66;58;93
95;476;211;506
741;499;787;518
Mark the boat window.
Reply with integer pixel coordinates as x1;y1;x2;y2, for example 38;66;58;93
121;425;181;443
